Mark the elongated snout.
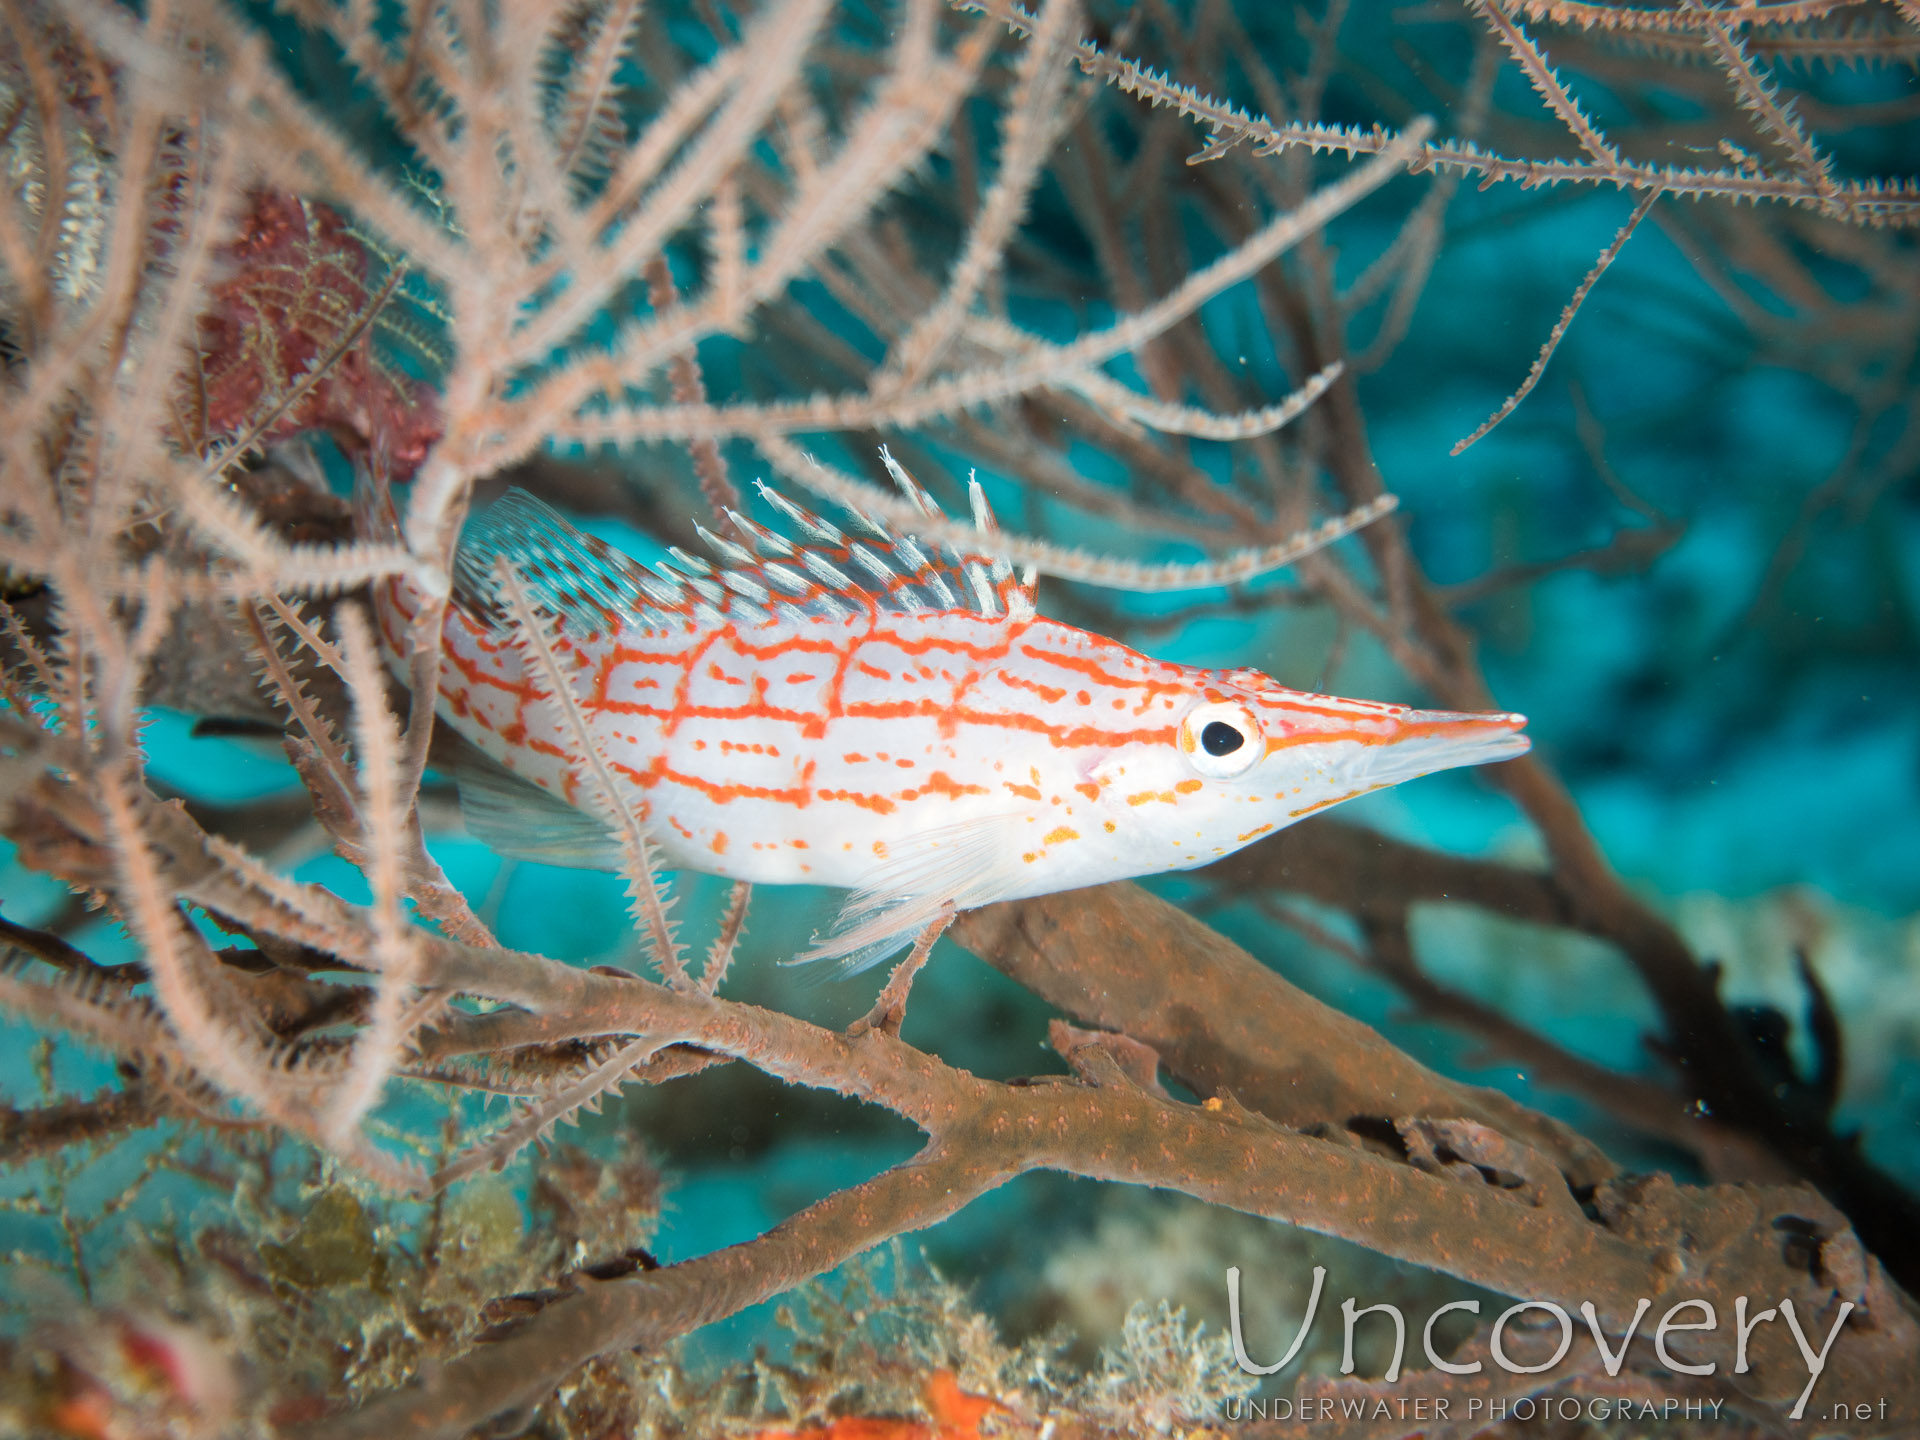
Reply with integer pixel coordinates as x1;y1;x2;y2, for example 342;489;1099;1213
1357;707;1530;788
1251;690;1529;791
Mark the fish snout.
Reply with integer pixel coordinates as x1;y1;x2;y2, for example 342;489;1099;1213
1359;707;1531;786
1254;694;1529;785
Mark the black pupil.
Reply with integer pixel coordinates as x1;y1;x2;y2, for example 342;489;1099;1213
1200;721;1245;757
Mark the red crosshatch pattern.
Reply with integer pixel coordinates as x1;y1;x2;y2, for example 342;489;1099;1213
374;481;1528;961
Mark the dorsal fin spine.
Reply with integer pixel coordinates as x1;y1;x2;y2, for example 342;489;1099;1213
848;543;894;583
878;446;940;518
697;525;755;568
968;475;995;532
893;535;931;575
731;511;796;558
756;479;846;545
760;562;814;596
667;547;713;576
637;574;685;607
965;562;999;618
722;571;772;604
800;551;854;589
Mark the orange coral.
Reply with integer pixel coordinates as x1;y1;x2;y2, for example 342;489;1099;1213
754;1370;1008;1440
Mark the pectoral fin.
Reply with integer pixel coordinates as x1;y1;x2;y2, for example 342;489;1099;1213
455;749;625;871
796;814;1024;973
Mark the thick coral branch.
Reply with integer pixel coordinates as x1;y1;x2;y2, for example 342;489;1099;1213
951;881;1614;1187
312;939;1917;1438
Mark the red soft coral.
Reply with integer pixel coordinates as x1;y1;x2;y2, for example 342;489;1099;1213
192;189;441;477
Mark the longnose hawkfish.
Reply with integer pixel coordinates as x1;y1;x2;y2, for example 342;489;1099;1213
374;456;1528;969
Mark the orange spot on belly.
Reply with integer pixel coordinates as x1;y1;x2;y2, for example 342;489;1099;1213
901;771;988;803
711;831;729;855
1175;779;1203;795
1075;782;1100;802
1042;826;1078;845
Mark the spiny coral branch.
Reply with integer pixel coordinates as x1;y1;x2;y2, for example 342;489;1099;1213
879;0;1083;390
554;120;1434;448
318;604;423;1143
495;562;689;986
1452;186;1659;454
1470;0;1619;166
1694;1;1846;211
433;1034;662;1189
959;0;1920;222
762;438;1398;593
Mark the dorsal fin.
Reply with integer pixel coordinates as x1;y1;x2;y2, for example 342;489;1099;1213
451;490;689;634
450;453;1037;635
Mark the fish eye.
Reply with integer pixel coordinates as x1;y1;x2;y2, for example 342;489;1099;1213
1201;722;1243;757
1179;702;1263;779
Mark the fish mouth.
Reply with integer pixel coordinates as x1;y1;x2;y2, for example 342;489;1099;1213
1355;708;1530;789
